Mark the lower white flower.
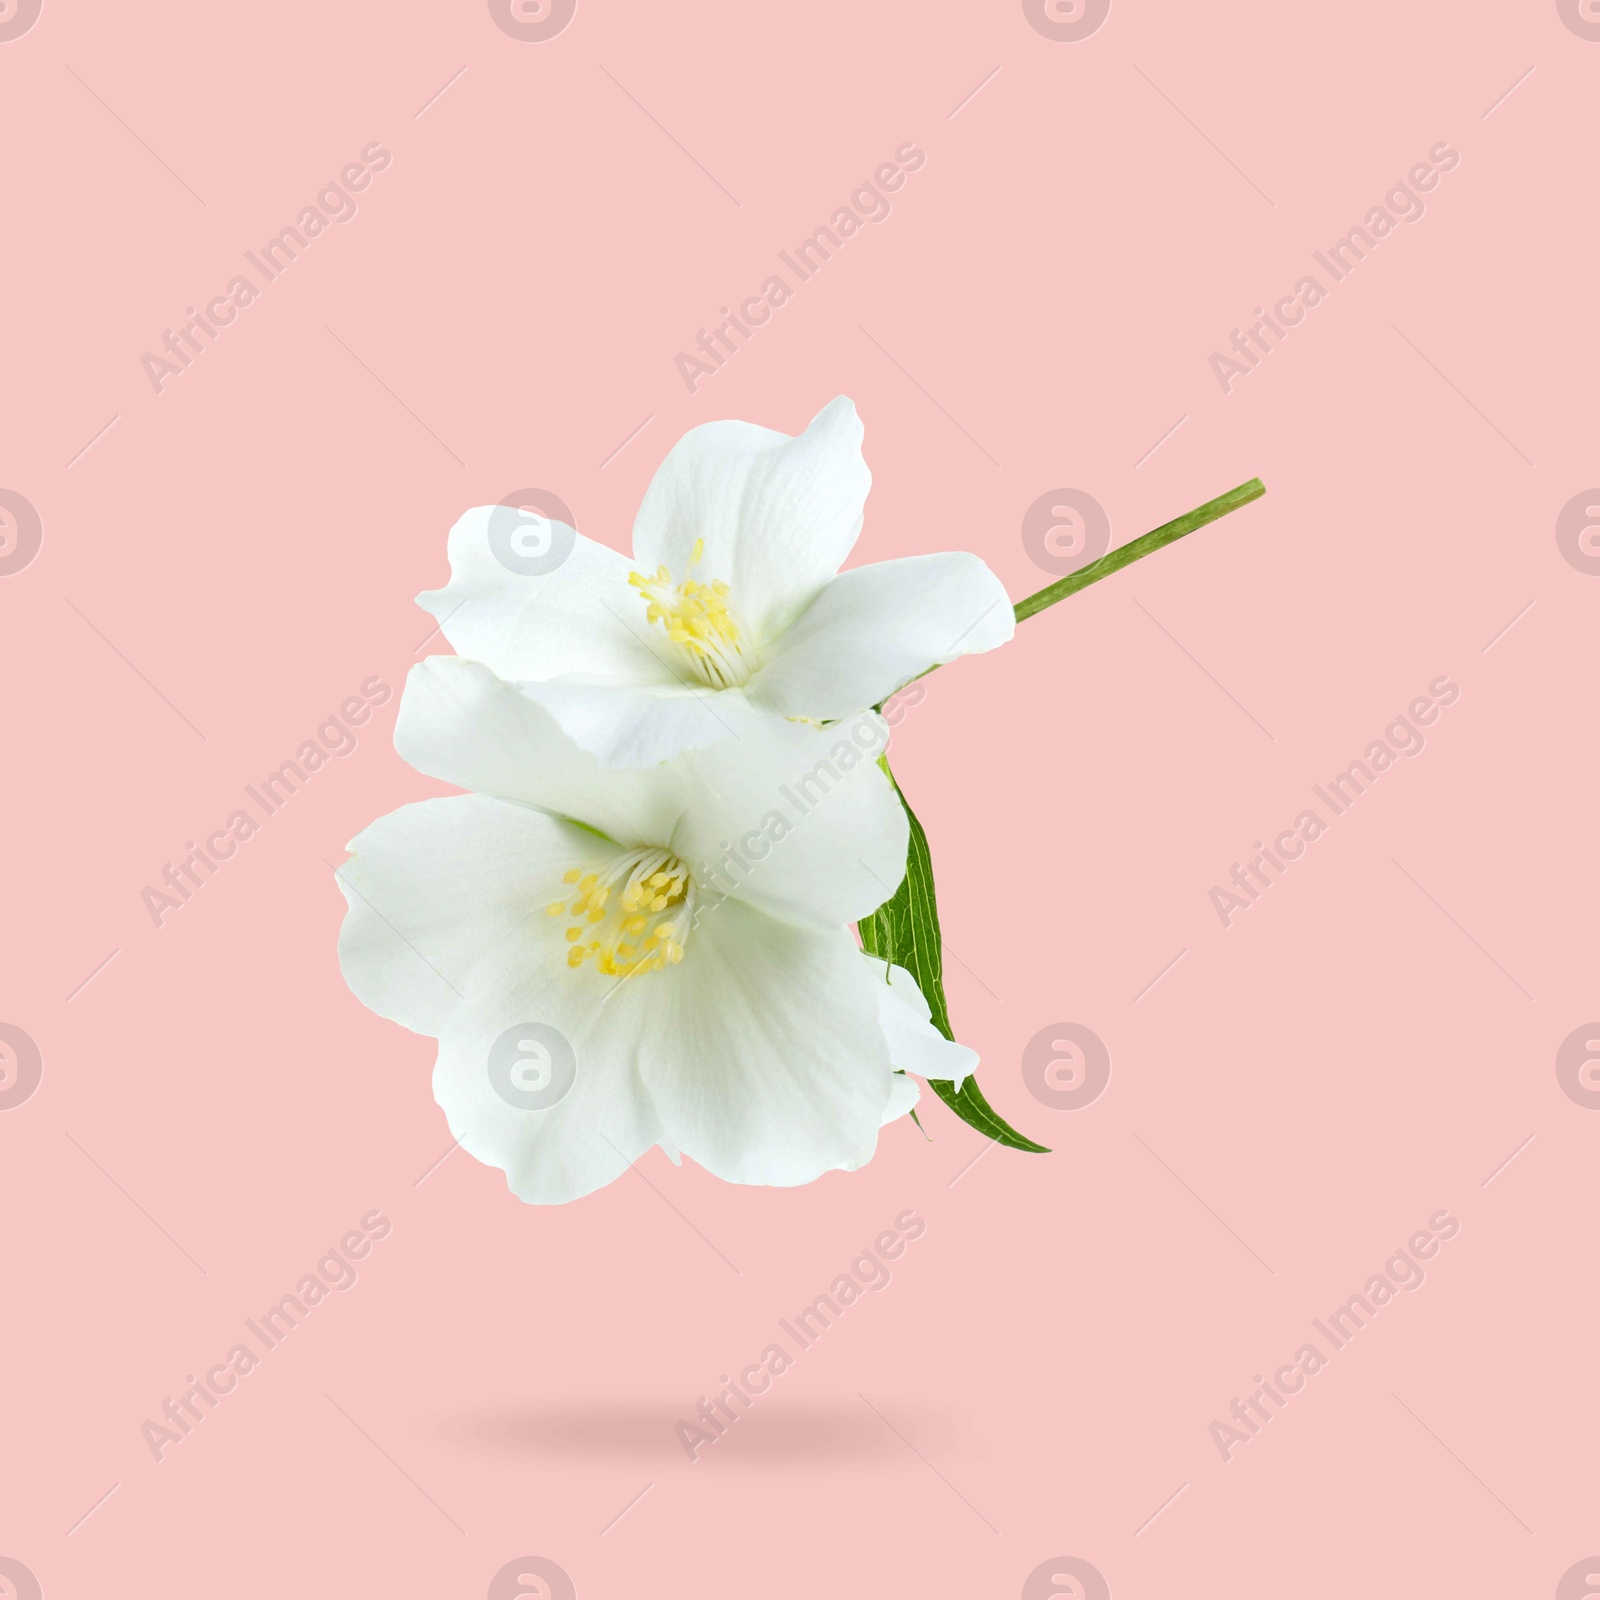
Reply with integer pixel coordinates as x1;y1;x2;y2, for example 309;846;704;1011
336;656;976;1203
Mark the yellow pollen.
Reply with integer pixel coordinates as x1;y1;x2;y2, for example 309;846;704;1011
628;542;755;688
554;847;696;982
545;902;565;916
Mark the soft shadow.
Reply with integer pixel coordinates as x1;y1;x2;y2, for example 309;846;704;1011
425;1397;962;1471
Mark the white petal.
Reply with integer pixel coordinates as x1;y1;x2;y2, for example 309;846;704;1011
518;678;768;771
670;715;908;929
395;657;688;845
631;396;869;645
751;552;1015;721
417;507;781;769
432;939;668;1205
881;1072;922;1127
417;507;671;687
864;954;978;1089
337;796;593;1037
641;904;896;1187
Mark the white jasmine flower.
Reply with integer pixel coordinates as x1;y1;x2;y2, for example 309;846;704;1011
417;397;1014;768
336;656;976;1203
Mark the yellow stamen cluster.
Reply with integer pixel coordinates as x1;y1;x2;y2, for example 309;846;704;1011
628;537;753;688
549;849;695;979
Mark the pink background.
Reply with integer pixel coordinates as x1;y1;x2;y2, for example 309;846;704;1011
3;2;1597;1595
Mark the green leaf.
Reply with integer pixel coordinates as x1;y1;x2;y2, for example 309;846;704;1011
860;764;1050;1154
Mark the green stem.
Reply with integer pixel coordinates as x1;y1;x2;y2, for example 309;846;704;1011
1013;477;1265;622
882;478;1266;708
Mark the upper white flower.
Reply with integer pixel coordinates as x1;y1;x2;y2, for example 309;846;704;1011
336;655;976;1204
417;397;1015;768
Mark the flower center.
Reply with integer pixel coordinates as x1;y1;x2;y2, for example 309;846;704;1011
629;538;755;688
546;847;696;979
